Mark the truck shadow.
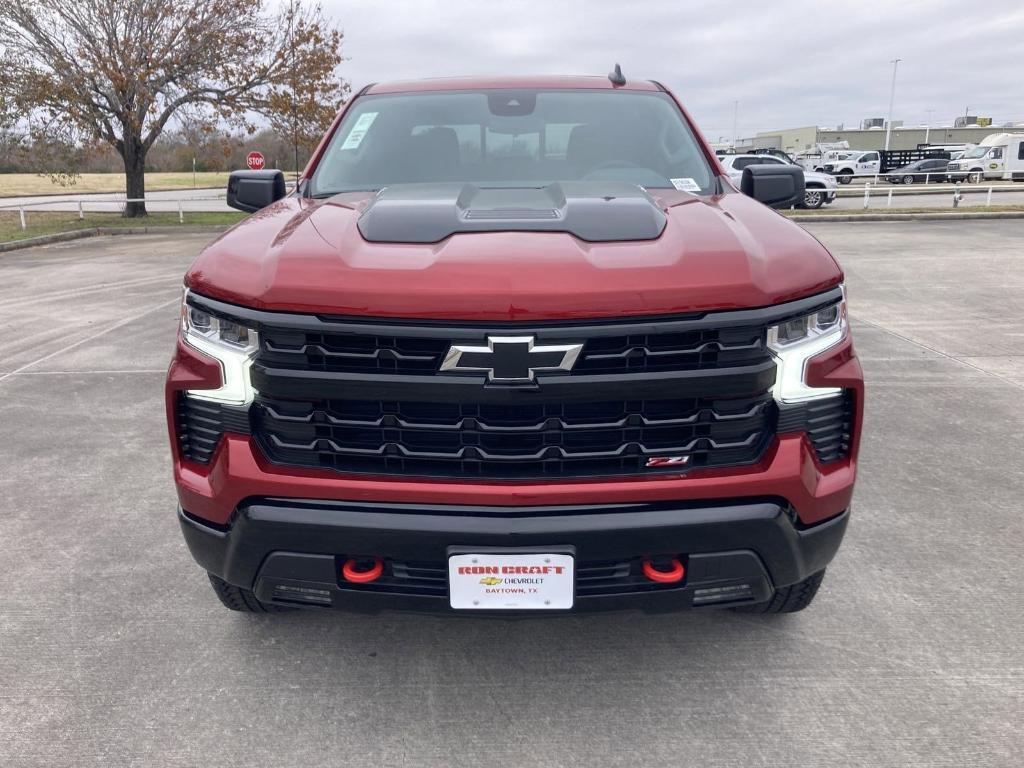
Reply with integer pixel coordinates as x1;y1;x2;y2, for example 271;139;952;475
221;605;805;685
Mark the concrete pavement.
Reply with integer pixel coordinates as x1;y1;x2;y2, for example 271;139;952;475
1;222;1022;766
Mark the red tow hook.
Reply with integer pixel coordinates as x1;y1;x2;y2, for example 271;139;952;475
642;557;685;584
342;557;384;584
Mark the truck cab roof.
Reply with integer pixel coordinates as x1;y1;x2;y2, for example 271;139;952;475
364;75;664;95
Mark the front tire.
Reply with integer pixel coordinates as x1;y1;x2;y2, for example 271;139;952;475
802;187;825;209
902;174;915;185
732;569;826;613
967;170;982;184
836;171;853;185
207;573;293;612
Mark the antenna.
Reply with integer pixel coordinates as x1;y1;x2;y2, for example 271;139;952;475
608;63;626;87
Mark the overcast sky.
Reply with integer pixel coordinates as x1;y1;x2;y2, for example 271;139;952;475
318;0;1024;141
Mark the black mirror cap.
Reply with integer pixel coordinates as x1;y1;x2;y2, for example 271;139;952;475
226;170;287;213
740;164;806;209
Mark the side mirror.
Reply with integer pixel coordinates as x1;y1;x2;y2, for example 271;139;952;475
226;170;287;213
740;164;805;209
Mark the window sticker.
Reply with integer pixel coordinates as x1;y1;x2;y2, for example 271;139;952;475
341;112;378;150
670;178;700;192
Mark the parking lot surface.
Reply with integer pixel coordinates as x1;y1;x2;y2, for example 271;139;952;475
2;221;1022;767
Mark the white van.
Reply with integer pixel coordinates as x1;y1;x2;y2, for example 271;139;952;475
947;133;1024;182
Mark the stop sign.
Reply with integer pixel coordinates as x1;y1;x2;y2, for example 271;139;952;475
246;151;265;171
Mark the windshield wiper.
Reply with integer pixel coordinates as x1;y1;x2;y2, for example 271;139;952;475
311;188;381;198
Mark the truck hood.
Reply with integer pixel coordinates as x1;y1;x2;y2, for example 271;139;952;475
186;189;842;321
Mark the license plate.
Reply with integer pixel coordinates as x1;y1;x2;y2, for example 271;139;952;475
448;553;574;610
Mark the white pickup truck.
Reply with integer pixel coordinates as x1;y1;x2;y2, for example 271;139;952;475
719;154;838;208
821;151;881;184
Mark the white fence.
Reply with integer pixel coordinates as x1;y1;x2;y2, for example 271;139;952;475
1;178;1022;229
837;181;1022;209
0;194;227;230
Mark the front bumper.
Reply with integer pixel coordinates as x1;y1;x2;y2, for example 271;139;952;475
180;498;849;613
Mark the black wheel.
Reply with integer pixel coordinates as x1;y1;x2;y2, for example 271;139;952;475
967;170;982;184
836;171;853;185
802;187;825;209
207;573;293;612
732;569;826;614
902;174;914;185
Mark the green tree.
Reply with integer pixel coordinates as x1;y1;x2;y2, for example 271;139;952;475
0;0;346;216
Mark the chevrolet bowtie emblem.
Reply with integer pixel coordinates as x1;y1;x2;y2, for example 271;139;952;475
441;336;583;382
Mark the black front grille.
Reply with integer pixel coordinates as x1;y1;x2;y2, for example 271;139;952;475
337;558;682;597
261;329;450;375
253;393;774;478
777;392;854;464
176;395;250;464
572;326;765;375
258;323;766;377
240;300;792;479
183;289;862;480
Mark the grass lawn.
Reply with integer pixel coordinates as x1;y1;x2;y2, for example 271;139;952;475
0;210;246;244
785;204;1024;216
0;172;231;196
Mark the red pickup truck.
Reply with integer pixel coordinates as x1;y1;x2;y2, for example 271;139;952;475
167;73;862;615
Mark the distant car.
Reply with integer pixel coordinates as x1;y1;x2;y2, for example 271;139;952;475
719;154;838;208
885;158;949;184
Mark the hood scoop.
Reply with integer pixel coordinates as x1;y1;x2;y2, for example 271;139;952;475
355;181;667;244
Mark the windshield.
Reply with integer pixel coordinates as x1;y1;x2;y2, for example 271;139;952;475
310;89;715;196
963;146;988;158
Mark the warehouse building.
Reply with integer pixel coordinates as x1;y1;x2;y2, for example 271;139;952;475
741;125;1015;153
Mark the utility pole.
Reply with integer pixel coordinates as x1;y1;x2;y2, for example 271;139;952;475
883;58;901;154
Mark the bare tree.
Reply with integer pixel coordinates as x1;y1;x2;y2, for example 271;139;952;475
0;0;346;216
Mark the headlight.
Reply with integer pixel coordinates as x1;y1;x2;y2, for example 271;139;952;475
181;289;259;404
767;289;847;403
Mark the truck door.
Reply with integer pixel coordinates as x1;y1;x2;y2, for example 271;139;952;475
858;152;879;176
985;146;1005;179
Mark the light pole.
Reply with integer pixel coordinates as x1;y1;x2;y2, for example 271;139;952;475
883;58;901;154
924;109;934;145
732;101;738;148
